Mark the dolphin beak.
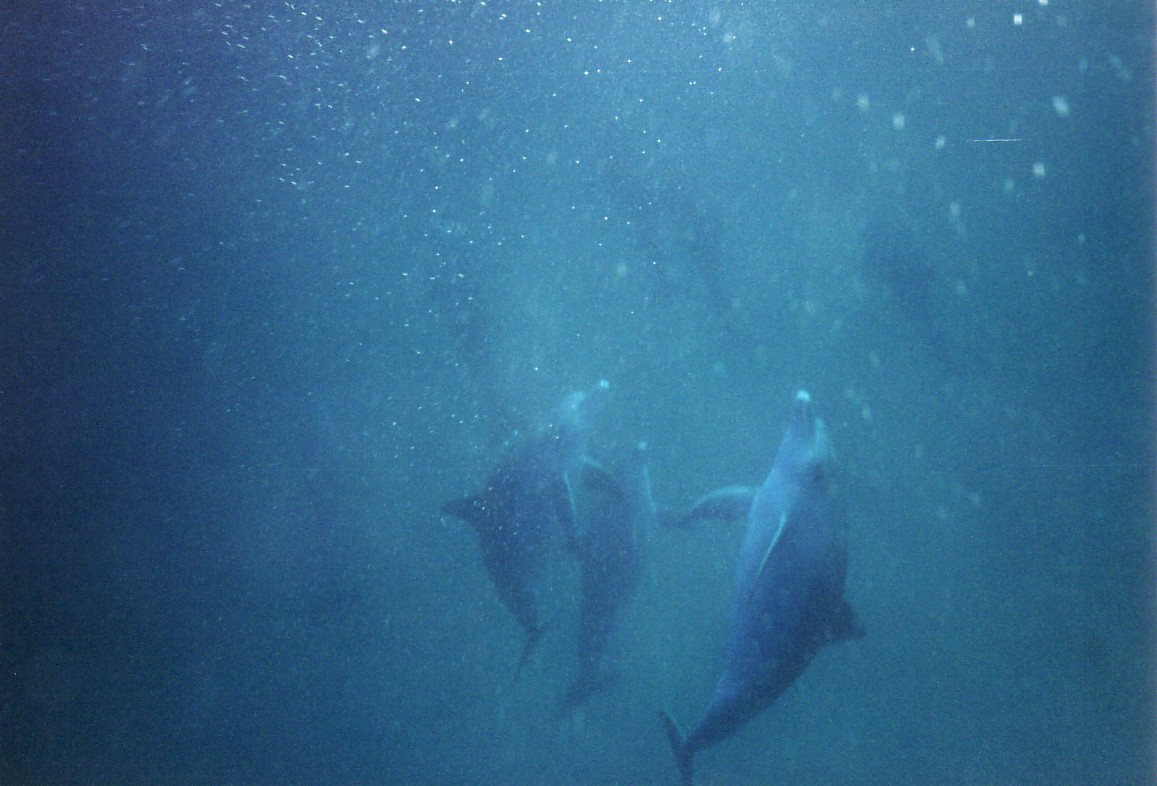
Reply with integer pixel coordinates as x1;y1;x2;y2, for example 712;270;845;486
788;390;815;436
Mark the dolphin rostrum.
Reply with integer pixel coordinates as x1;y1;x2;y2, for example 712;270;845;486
443;380;610;679
661;391;863;785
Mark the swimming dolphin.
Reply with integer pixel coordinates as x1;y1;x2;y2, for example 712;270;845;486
660;391;863;785
443;380;610;679
560;441;655;713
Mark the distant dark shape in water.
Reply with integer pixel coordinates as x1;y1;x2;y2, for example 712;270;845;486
600;153;731;319
860;218;936;326
560;441;655;714
859;217;974;368
661;391;863;786
442;380;610;680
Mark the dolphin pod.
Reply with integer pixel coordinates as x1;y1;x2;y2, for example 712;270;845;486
661;390;864;785
442;379;610;679
442;387;861;783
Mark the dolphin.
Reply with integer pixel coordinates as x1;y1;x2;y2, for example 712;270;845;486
443;380;610;679
660;391;863;785
560;441;655;713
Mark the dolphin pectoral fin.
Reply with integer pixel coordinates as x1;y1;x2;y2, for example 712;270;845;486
579;458;622;498
826;598;866;643
655;505;693;529
748;512;788;600
548;477;582;556
441;494;490;531
659;710;694;786
676;486;759;529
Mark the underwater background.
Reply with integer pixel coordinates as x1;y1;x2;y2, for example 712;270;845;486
2;2;1154;784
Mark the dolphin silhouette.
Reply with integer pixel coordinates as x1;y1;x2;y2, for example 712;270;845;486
560;441;655;713
661;391;863;785
443;380;610;679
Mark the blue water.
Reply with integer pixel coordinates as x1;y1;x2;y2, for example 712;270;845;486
2;3;1153;784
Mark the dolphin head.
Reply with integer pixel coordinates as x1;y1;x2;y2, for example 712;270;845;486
549;379;611;466
775;390;831;484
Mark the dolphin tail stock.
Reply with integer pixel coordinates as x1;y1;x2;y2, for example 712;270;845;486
557;669;618;716
512;625;546;685
511;611;560;685
659;710;694;786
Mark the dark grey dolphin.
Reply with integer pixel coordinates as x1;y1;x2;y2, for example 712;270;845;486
443;380;610;679
560;441;655;713
661;391;863;785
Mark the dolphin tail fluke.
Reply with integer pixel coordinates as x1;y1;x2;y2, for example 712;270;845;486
659;710;694;786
